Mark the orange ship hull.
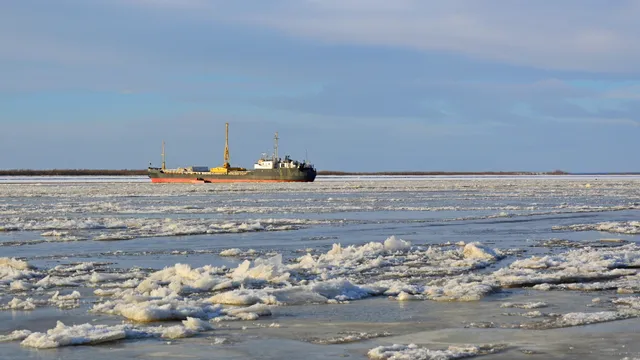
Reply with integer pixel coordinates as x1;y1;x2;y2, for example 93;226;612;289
147;167;316;183
150;177;313;183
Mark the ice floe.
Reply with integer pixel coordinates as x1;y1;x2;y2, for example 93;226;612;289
219;248;258;257
4;237;640;325
553;221;640;235
15;318;219;349
367;343;507;360
1;177;639;357
500;301;548;309
307;331;392;345
8;236;640;323
0;217;326;242
489;243;640;288
0;258;40;286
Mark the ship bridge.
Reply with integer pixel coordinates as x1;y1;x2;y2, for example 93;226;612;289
254;155;308;170
254;159;275;169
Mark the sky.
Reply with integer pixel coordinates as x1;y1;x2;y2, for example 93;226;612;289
1;0;639;172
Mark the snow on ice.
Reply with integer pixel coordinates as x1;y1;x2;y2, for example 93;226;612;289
3;231;640;348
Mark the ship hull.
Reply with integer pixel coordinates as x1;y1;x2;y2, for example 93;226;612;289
148;168;316;183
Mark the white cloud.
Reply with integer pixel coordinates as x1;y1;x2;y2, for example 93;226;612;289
130;0;640;73
604;85;640;100
6;1;640;73
544;116;640;127
0;32;131;67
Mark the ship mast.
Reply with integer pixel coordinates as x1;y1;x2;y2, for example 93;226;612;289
161;140;166;170
223;122;230;168
274;132;279;161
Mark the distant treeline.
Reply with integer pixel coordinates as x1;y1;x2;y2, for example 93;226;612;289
319;170;570;176
0;169;571;176
0;169;148;176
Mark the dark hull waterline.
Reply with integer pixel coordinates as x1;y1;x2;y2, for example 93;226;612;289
147;168;317;183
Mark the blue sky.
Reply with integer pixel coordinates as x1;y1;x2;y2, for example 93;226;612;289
1;0;639;172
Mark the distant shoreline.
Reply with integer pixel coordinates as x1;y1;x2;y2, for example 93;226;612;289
0;169;571;176
0;169;638;177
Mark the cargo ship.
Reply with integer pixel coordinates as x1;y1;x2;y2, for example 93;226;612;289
147;123;316;183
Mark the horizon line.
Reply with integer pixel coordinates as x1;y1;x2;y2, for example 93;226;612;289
1;169;639;176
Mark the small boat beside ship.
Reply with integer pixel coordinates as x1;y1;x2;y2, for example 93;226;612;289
147;123;316;183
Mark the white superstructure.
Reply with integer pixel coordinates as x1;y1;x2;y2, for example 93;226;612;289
252;132;312;171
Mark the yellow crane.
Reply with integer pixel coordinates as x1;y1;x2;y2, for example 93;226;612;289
210;122;246;173
223;122;230;168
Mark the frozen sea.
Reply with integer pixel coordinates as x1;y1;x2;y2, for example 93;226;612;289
1;175;640;359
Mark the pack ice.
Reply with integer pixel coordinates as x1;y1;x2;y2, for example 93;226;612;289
3;234;640;350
